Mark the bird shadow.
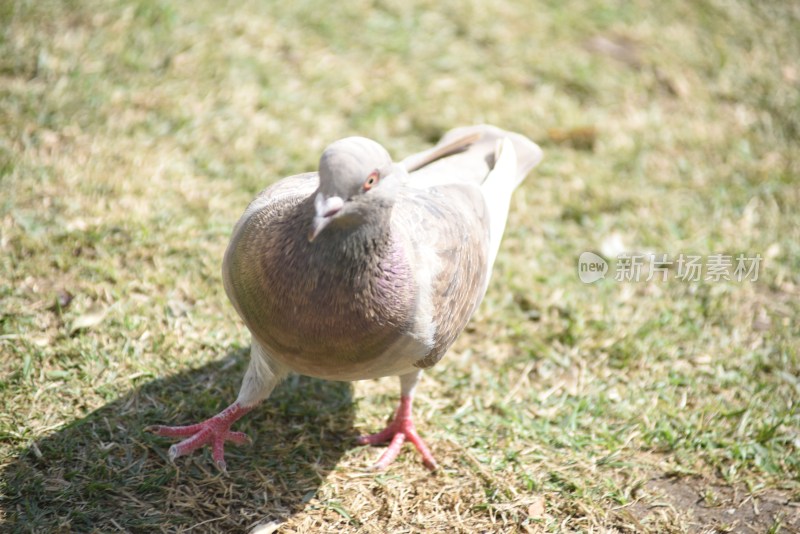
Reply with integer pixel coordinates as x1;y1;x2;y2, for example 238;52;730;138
2;347;358;533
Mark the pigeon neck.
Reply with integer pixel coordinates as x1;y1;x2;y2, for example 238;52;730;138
310;197;395;261
337;227;394;276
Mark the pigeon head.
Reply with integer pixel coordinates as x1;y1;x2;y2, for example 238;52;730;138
310;137;405;242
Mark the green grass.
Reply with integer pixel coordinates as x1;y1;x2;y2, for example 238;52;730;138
1;0;799;532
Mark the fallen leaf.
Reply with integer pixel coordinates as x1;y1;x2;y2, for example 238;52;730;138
546;126;597;151
528;495;546;519
70;307;108;334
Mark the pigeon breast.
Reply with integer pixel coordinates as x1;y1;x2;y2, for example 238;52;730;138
224;182;422;379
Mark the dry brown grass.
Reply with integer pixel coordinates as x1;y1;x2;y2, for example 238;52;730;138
1;0;799;532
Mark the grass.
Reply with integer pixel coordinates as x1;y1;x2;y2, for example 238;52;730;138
1;0;798;531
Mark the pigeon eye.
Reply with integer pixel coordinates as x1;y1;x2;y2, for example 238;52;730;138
363;170;379;191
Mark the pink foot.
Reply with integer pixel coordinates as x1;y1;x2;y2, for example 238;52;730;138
147;402;253;472
357;396;438;471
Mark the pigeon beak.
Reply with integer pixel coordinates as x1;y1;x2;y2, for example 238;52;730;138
308;193;344;242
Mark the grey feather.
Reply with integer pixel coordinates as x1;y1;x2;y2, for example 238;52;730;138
223;125;542;398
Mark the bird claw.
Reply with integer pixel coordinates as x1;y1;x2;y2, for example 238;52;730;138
148;403;253;471
358;417;438;471
152;423;251;470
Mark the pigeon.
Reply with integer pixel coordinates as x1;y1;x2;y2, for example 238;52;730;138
148;125;542;472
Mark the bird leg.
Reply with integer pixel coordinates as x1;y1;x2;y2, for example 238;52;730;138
147;402;253;472
148;340;287;472
356;371;438;471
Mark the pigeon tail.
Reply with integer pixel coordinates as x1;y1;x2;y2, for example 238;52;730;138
481;137;519;274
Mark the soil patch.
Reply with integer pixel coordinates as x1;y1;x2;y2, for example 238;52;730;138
621;475;799;533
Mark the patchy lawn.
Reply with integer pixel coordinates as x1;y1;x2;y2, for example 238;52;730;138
1;0;798;532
